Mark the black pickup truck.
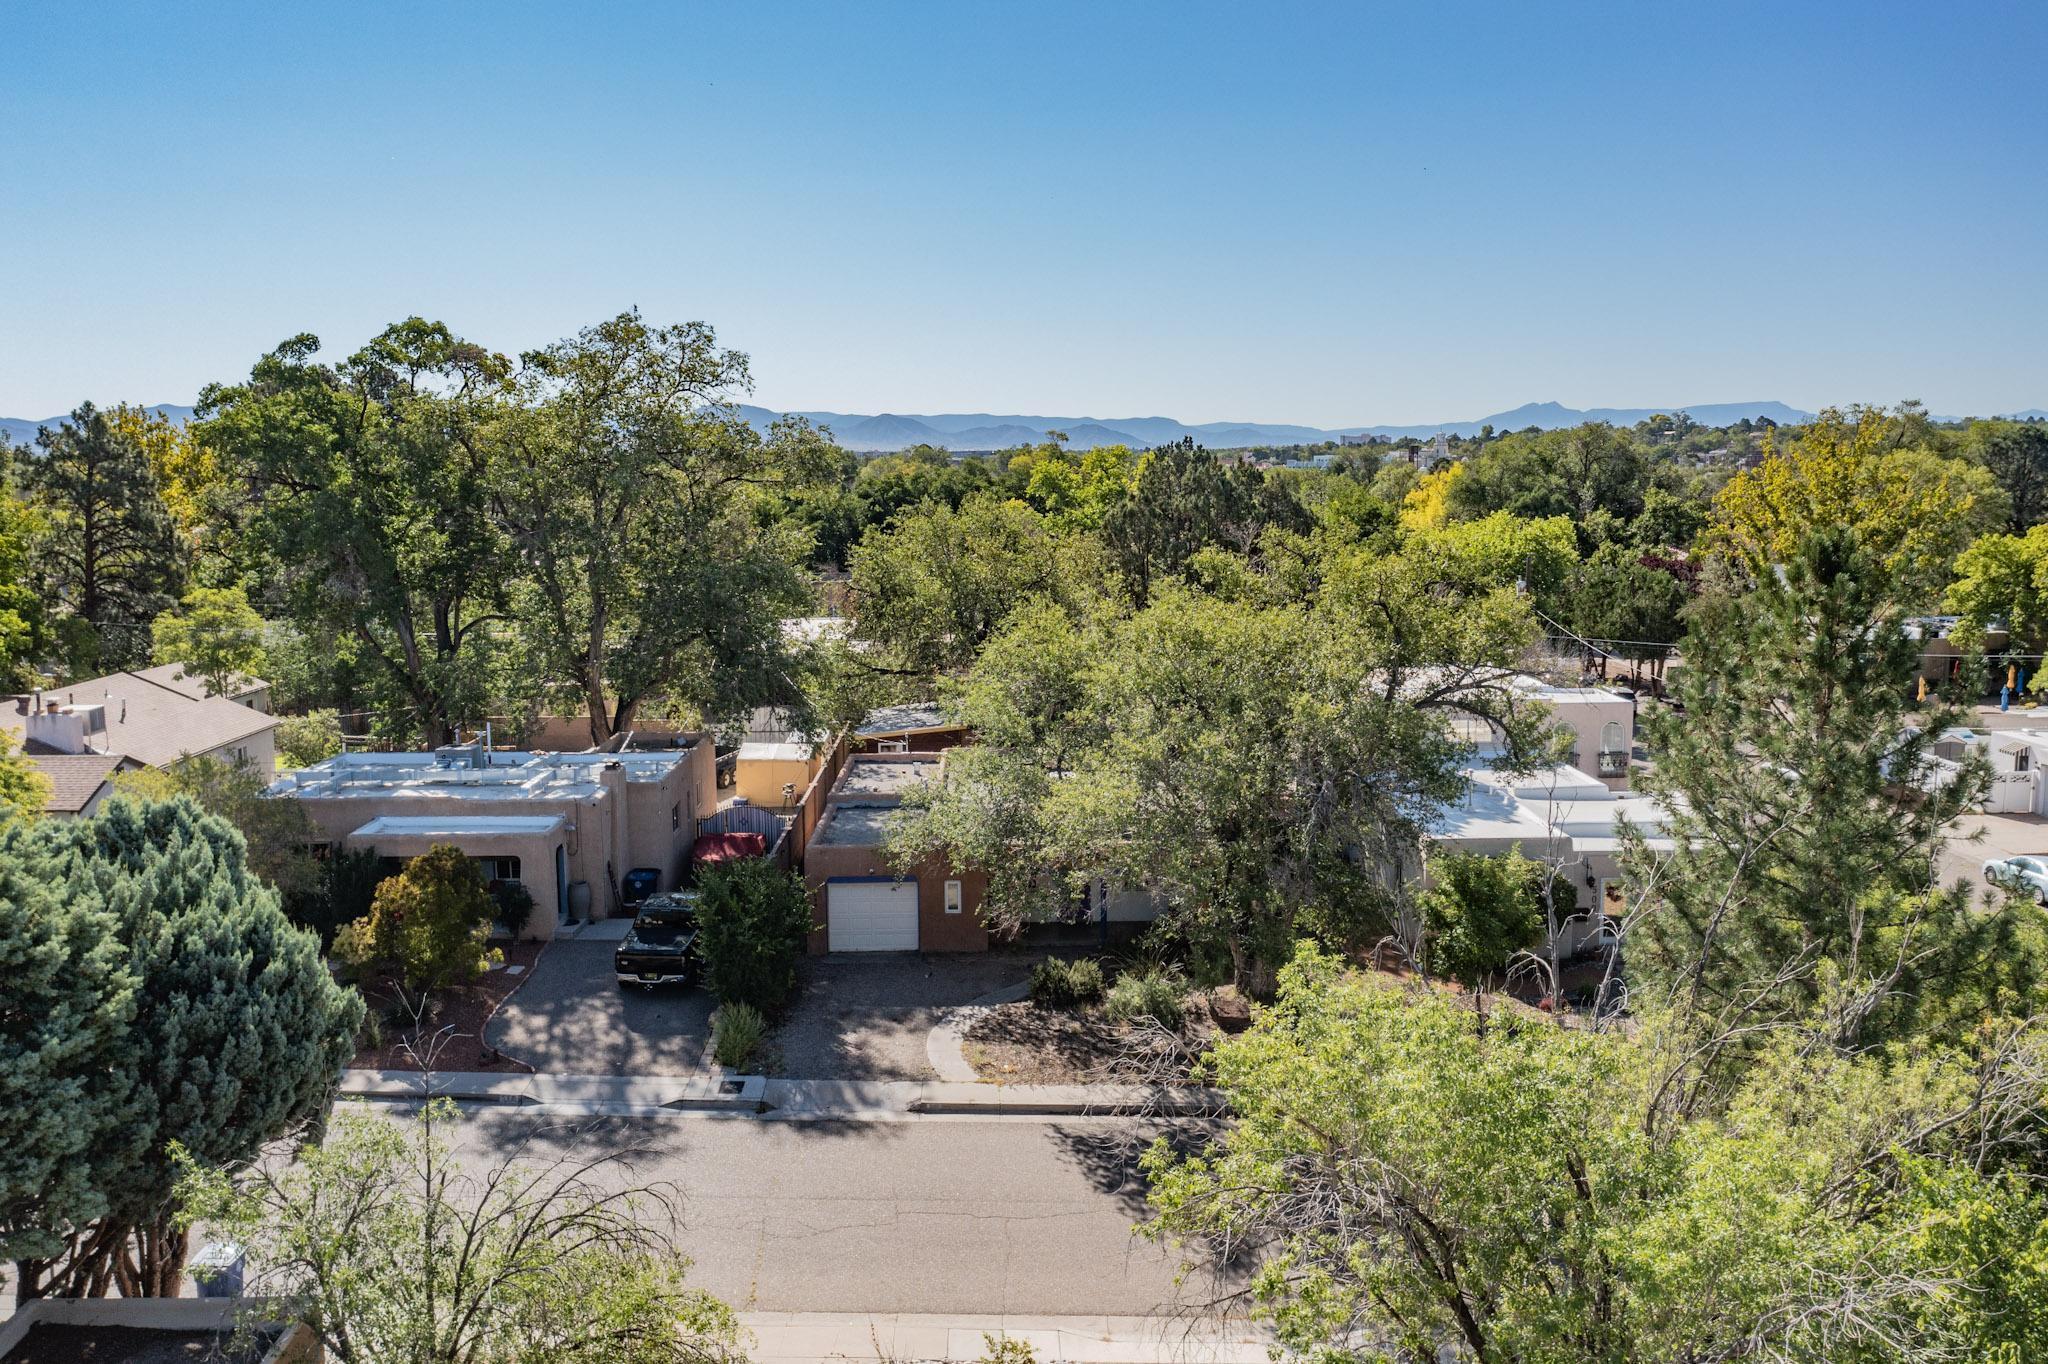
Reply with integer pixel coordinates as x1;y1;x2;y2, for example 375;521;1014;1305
613;891;702;990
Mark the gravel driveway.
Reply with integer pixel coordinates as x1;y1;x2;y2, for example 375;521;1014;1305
486;940;714;1076
771;952;1037;1080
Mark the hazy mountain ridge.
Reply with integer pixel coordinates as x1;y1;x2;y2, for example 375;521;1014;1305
5;400;2041;454
736;401;1826;450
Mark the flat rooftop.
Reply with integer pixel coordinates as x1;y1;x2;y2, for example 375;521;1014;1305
835;756;936;798
350;814;566;839
813;803;901;847
4;1323;280;1364
273;748;688;802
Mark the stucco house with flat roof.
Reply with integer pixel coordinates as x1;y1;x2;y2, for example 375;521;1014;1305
271;737;715;939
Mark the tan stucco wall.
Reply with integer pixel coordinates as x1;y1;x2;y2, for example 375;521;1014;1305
197;725;277;780
341;827;565;941
734;756;817;809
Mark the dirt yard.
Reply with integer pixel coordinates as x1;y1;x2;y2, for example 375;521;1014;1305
349;940;545;1072
963;995;1217;1085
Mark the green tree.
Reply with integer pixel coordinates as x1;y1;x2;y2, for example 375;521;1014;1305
1964;417;2048;530
1445;422;1652;527
494;311;836;745
1144;948;2048;1364
0;449;51;685
197;322;514;747
113;755;322;909
1418;848;1543;986
1098;439;1308;602
0;731;49;823
1947;522;2048;654
21;402;185;673
694;858;816;1012
275;708;345;769
1627;527;2038;1052
892;563;1547;994
848;494;1098;677
175;1097;742;1364
150;584;268;697
336;844;497;992
5;796;363;1298
1564;546;1689;684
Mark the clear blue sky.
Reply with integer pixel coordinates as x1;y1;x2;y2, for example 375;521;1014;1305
2;1;2043;426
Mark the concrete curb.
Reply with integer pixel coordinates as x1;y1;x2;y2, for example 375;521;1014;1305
907;1081;1226;1118
339;1068;769;1112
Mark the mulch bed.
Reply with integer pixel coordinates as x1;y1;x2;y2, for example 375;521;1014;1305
347;940;546;1073
963;996;1217;1086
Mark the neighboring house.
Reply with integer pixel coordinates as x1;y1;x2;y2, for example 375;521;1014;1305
1511;676;1637;789
802;751;989;952
126;661;274;712
23;751;135;817
1422;759;1676;957
2;671;282;793
853;700;968;754
1927;726;2048;815
1905;616;2009;692
271;737;716;939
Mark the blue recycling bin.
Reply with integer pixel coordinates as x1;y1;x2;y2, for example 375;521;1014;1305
622;868;661;906
190;1241;245;1298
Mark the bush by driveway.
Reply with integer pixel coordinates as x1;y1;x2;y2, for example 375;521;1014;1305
486;940;714;1076
770;952;1035;1080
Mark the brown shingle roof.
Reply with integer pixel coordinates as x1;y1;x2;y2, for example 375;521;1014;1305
22;752;128;814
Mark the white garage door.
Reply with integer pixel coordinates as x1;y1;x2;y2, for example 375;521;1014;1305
828;879;919;951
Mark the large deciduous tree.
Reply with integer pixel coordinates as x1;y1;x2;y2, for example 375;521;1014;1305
494;311;835;745
3;797;363;1300
1099;438;1309;602
1707;404;2005;601
1144;948;2048;1364
892;549;1547;994
198;322;513;746
21;402;185;673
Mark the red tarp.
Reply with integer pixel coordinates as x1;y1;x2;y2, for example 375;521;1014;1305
691;831;769;864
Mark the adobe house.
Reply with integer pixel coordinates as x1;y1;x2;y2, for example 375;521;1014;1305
801;752;988;952
271;738;716;939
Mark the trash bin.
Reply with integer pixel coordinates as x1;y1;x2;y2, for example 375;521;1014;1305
622;868;661;906
189;1241;245;1298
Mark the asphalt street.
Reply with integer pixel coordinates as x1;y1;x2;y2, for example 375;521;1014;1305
440;1105;1227;1317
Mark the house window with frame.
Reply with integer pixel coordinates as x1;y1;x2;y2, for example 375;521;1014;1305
2018;750;2033;774
477;855;521;884
671;802;681;831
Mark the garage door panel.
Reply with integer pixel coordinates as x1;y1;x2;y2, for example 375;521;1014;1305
828;879;918;951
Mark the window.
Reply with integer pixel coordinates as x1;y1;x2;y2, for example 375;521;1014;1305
2019;750;2033;774
671;802;681;831
477;855;521;883
878;738;909;754
945;879;963;915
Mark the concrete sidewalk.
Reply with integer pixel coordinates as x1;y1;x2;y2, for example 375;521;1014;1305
341;1069;1224;1120
741;1312;1270;1364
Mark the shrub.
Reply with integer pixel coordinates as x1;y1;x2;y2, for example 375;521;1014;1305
712;1002;765;1070
490;880;539;941
1419;849;1546;987
1105;967;1186;1030
979;1335;1038;1364
275;709;345;769
1030;956;1105;1008
342;844;499;991
695;859;817;1012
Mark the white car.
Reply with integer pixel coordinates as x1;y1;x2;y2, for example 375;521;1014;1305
1982;855;2048;904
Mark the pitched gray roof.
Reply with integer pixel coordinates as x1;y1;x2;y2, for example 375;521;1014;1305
23;752;128;814
1;671;277;768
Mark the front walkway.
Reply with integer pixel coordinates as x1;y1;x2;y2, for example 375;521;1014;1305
742;1312;1270;1364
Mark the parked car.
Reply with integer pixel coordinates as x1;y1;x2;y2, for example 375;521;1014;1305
614;891;702;990
1982;855;2048;904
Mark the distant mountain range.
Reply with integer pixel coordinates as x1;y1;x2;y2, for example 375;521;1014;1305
0;404;195;447
5;400;2044;454
735;400;1832;451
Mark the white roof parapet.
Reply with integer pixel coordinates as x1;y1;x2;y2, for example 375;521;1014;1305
349;814;567;839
